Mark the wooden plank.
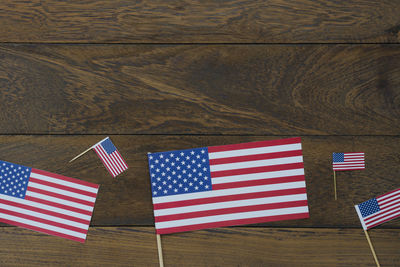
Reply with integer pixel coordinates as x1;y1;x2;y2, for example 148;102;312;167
0;226;399;266
0;44;400;135
0;135;399;228
0;1;399;43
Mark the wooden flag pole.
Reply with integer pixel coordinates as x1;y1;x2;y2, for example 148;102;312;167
364;230;380;267
69;146;93;163
333;170;337;200
156;234;164;267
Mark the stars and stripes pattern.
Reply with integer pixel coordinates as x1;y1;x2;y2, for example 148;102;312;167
332;152;365;171
93;137;128;177
0;160;99;243
355;188;400;230
148;137;309;235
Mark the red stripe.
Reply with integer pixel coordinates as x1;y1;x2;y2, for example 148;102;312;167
94;146;117;177
156;212;309;234
116;150;128;169
25;196;92;216
333;167;365;171
32;168;98;189
108;152;123;174
378;188;400;199
155;200;308;222
211;162;304;178
365;207;400;225
154;188;307;210
212;175;306;190
0;218;86;243
111;151;127;174
0;208;88;234
29;177;97;198
27;187;95;207
0;198;90;225
367;213;400;229
378;195;400;207
208;137;301;153
209;150;303;165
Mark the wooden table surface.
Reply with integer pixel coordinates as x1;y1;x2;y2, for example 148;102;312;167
0;1;399;266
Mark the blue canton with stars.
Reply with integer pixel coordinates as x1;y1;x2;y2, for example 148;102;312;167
332;153;344;163
148;147;212;197
0;160;31;199
358;198;380;218
101;138;117;155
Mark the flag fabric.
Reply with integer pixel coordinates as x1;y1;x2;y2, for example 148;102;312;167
355;188;400;230
147;137;309;235
0;160;99;243
92;137;128;177
332;152;365;171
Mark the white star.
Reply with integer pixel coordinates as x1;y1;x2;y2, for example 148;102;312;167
152;182;156;186
155;160;159;163
153;191;158;195
177;166;181;170
165;158;169;163
184;187;188;191
189;182;193;186
186;156;190;160
179;183;183;187
157;177;161;181
174;188;178;193
203;167;207;171
163;190;168;194
158;186;162;190
193;169;197;172
181;161;185;165
149;155;153;160
183;178;187;182
182;170;186;174
202;159;206;163
161;163;165;167
167;176;172;180
199;181;203;185
187;165;191;169
194;177;198;181
180;152;184;156
156;168;160;172
195;186;199;190
190;151;195;155
201;150;205;154
168;185;172;189
160;154;164;159
162;181;167;185
150;165;154;169
204;176;208;180
197;163;201;168
161;172;166;176
173;180;177;184
171;162;175;166
199;172;203;176
170;153;174;157
151;173;155;177
196;155;200;159
172;171;176;175
205;185;209;189
175;157;180;161
188;174;192;178
178;175;182;178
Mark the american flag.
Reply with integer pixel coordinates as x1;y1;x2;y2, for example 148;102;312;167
0;160;99;243
332;152;365;171
355;188;400;230
147;137;309;234
93;137;128;177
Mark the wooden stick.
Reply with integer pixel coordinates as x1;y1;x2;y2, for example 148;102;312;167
333;170;337;200
364;230;380;267
156;234;164;267
69;146;93;163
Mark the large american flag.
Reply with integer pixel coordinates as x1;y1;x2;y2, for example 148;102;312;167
0;160;99;243
93;137;128;177
332;152;365;171
355;188;400;230
148;137;309;234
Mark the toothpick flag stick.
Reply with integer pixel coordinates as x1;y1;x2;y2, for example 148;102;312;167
333;170;337;200
69;145;93;163
363;230;380;267
156;234;164;267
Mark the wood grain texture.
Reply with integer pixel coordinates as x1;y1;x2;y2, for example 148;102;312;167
0;135;399;228
0;1;399;43
0;44;399;135
0;226;399;266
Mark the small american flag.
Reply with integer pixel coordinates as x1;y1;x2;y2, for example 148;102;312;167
332;152;365;171
93;137;128;177
355;188;400;230
0;160;99;242
148;137;309;234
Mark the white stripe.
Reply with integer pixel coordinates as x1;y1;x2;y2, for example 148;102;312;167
154;193;307;216
210;156;303;172
344;153;364;156
333;164;365;167
211;168;305;185
354;205;367;230
366;211;400;228
379;197;400;209
30;172;98;193
107;151;123;174
153;181;306;205
208;143;301;159
111;152;126;172
0;212;86;239
26;191;93;211
155;206;309;229
114;151;128;170
28;182;96;203
0;194;91;220
377;190;400;203
0;203;88;230
95;146;117;177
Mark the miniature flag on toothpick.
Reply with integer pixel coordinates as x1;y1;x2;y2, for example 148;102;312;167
70;137;128;177
354;188;400;267
332;152;365;200
147;137;309;266
0;160;99;243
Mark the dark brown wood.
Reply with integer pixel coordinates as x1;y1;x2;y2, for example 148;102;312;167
0;1;399;43
0;226;399;266
0;135;399;228
0;44;399;135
